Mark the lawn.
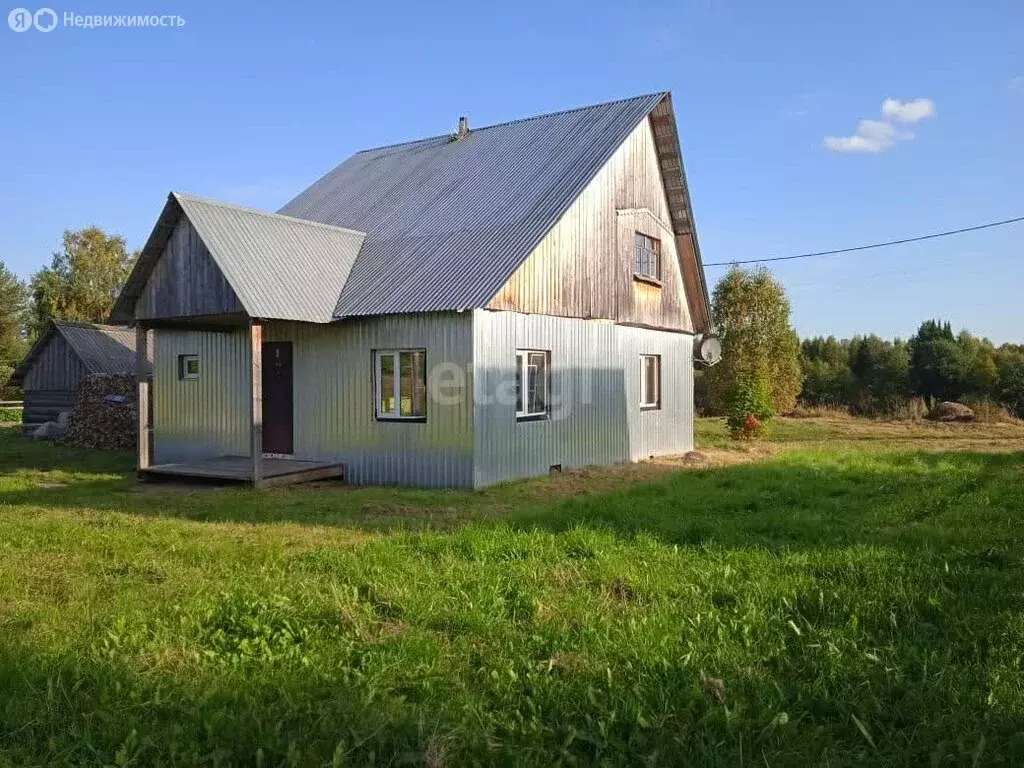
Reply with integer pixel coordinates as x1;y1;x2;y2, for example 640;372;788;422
1;419;1023;765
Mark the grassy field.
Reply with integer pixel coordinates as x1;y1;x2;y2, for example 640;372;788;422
1;419;1023;765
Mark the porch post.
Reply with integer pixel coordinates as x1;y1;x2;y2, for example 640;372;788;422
249;319;263;485
136;323;151;471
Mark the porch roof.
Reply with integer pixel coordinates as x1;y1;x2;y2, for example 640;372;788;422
111;193;366;324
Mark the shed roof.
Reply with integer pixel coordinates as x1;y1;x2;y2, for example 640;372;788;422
10;322;137;385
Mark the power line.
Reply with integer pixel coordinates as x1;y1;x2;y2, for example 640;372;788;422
703;215;1024;267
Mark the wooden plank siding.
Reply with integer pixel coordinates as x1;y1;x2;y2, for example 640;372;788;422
488;115;693;333
20;334;87;433
136;217;244;321
21;334;88;391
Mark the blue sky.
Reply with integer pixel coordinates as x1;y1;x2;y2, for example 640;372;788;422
1;0;1021;342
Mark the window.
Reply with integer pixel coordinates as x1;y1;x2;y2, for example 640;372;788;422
640;354;661;409
375;349;427;420
516;350;550;420
178;354;200;380
633;232;661;281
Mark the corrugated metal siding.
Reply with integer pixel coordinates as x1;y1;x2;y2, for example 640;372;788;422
264;314;474;487
152;329;249;463
278;94;667;317
472;310;692;487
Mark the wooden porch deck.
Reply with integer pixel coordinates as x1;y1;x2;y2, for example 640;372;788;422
140;456;345;488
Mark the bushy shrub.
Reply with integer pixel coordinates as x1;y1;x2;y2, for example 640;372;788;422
726;374;774;440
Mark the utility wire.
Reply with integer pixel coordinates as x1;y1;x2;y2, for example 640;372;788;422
703;215;1024;267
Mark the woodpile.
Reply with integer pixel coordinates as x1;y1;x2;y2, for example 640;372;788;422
65;373;137;451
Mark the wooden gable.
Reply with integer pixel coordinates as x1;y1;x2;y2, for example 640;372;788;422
487;113;695;333
135;215;244;322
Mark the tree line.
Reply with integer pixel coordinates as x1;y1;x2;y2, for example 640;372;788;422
0;228;135;397
697;267;1024;431
801;324;1024;417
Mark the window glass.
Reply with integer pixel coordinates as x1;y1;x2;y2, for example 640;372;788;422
641;354;660;408
516;350;550;419
400;350;427;417
178;354;199;380
379;352;396;415
633;232;661;279
376;350;426;420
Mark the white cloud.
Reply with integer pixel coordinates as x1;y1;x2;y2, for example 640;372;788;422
881;97;936;123
824;119;909;153
824;97;934;154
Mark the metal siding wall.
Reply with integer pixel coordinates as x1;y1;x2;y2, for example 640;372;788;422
473;310;693;487
264;313;473;487
617;324;694;460
152;329;249;462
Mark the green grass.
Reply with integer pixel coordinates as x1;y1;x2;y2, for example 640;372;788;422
1;421;1023;765
0;407;22;423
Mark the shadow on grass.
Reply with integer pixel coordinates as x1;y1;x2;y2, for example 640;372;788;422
3;444;1022;554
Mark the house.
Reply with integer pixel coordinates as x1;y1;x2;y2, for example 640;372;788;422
10;321;137;435
110;92;717;488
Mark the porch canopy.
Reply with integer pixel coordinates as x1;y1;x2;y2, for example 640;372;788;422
112;193;365;485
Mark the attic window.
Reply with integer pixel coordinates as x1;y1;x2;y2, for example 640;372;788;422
633;232;661;281
178;354;200;380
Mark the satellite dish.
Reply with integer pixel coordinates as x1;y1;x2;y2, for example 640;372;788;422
695;335;722;366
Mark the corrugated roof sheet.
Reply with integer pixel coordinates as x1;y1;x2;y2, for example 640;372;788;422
57;322;138;374
111;194;366;324
10;321;137;385
113;92;714;327
279;92;667;317
173;194;366;323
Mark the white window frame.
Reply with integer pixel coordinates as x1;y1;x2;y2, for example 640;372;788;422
516;349;551;421
640;354;661;410
374;349;427;421
178;354;200;380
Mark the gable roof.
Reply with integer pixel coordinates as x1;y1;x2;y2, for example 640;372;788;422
114;92;712;329
11;321;137;385
111;194;366;324
280;93;680;317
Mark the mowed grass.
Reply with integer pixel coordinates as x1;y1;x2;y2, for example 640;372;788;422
1;421;1024;765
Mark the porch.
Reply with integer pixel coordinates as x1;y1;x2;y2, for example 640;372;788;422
140;455;345;489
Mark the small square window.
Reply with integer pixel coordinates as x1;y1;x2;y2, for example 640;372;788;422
516;349;551;420
640;354;661;409
633;232;661;281
178;354;200;380
375;349;427;421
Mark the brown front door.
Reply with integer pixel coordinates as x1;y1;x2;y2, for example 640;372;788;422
262;342;293;455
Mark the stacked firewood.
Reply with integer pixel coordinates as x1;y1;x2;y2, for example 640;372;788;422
65;374;138;451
